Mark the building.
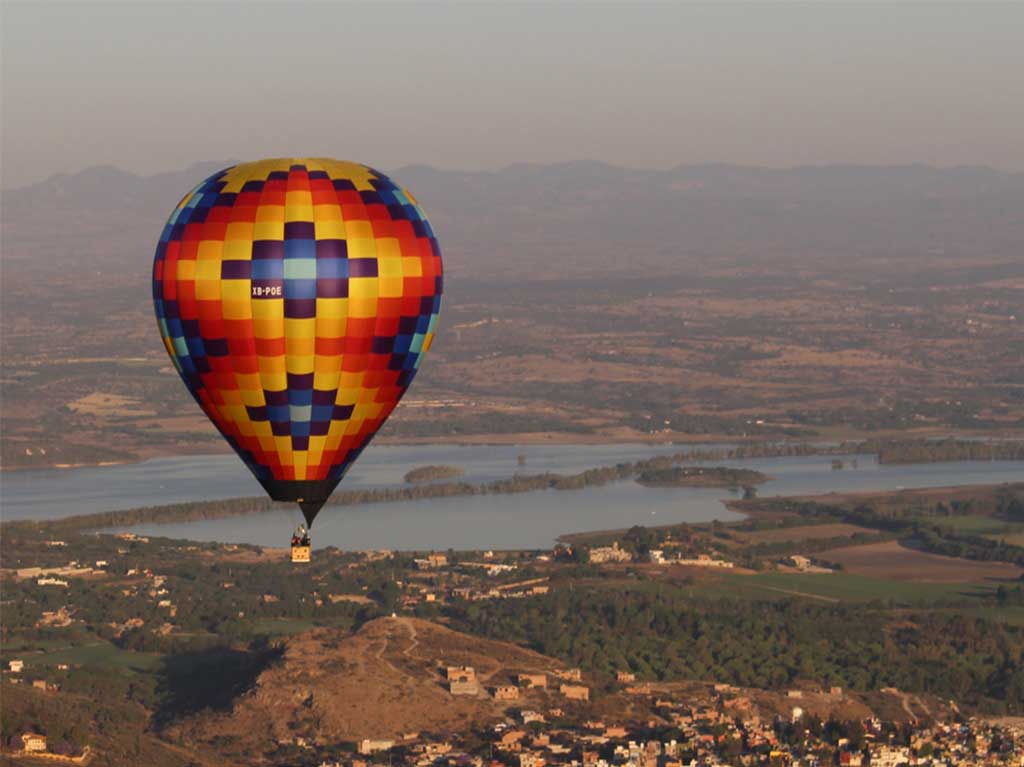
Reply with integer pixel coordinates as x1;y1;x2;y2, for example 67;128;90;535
554;668;582;681
616;671;636;683
492;685;520;701
8;659;24;673
518;753;544;767
588;542;632;564
517;673;547;689
447;666;479;696
675;554;735;568
20;732;47;753
560;684;590;701
359;739;395;755
415;553;449;569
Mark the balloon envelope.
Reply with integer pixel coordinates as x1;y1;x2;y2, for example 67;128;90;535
152;158;443;524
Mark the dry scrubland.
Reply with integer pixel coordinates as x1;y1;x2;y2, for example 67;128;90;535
2;164;1023;467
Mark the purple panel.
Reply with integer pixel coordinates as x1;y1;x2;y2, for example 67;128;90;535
349;259;378;278
316;240;347;259
253;241;285;259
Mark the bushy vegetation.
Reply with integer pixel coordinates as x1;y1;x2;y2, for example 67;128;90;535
446;584;1024;713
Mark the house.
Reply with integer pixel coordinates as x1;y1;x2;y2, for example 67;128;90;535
588;542;632;564
359;739;395;755
8;659;24;673
560;684;590;701
447;666;479;696
616;671;636;682
492;685;519;700
554;668;582;681
415;553;449;569
517;673;547;689
676;554;735;568
499;730;527;750
20;732;47;753
518;752;544;767
788;555;812;570
37;577;70;587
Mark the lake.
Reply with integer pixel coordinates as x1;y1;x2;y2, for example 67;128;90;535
3;443;1021;551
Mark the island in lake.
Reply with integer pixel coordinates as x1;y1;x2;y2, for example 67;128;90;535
635;466;769;488
403;464;466;484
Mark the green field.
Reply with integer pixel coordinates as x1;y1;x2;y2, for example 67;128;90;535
29;641;162;673
597;570;999;605
932;515;1024;535
714;571;999;604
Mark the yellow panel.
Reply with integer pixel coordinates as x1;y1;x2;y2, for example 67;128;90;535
345;221;373;239
225;222;254;241
176;260;196;280
258;355;287;373
422;332;434;352
338;372;364;393
253;422;273;439
285;336;316;358
314;356;342;374
274;436;294;464
197;241;224;260
195;260;221;281
253;317;283;338
378;257;403;278
379;277;403;298
196;281;221;301
259;369;287;391
313;370;340;392
252;298;283;321
308;435;326;459
314;220;346;240
316;298;348;320
293;452;308;481
285;190;313;207
315;315;347;339
254;221;284;240
240;388;265;407
313;204;342;222
285;203;314;222
286;355;315;374
223;239;253;260
376;238;401;261
284;317;315;339
222;299;252;321
255;205;285;222
347;239;376;260
348;297;378;319
348;278;378;300
401;257;423;277
221;280;250;302
237;372;262;392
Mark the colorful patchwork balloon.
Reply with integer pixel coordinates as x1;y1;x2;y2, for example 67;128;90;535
152;158;443;525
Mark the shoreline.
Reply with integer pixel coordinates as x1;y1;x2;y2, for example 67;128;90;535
5;427;1024;473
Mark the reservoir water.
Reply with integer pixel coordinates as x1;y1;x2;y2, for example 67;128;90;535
2;444;1021;551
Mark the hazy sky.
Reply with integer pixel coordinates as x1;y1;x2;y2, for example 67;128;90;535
3;1;1023;188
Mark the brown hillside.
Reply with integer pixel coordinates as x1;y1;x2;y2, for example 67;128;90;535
169;617;570;753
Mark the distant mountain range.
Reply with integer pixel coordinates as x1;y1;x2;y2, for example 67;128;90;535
4;160;1023;278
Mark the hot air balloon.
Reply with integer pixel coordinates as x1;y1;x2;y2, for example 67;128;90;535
152;159;442;558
